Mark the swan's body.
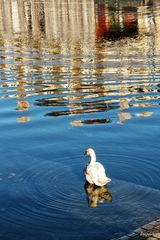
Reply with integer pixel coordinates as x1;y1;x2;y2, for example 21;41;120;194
84;148;111;187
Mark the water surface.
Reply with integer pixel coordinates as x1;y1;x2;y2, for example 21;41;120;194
0;0;160;239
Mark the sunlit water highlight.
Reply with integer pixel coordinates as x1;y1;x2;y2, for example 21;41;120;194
0;0;160;239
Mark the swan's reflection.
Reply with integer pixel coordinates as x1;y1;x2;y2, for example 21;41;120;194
84;181;112;208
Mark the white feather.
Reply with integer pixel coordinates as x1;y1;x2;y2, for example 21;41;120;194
84;148;111;187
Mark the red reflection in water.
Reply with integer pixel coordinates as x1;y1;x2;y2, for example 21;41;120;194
96;3;138;40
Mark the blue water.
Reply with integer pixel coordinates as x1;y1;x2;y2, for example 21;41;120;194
0;0;160;239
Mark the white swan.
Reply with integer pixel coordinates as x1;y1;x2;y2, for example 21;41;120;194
84;148;111;187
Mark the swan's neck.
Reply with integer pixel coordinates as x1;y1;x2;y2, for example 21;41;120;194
89;151;96;164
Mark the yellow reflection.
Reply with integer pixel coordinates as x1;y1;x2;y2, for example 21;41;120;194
17;116;31;123
136;112;153;117
84;181;112;208
118;112;132;124
118;110;153;124
119;98;129;110
70;120;83;127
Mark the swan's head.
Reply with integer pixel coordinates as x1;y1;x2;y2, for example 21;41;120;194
84;148;96;157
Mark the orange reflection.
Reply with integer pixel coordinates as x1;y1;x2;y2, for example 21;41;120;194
16;100;30;111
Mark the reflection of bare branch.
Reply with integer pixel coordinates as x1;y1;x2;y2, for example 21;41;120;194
71;118;111;126
45;106;110;117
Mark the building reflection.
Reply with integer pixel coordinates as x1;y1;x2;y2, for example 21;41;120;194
0;0;159;124
0;0;156;46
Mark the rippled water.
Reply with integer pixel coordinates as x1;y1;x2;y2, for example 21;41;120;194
0;0;160;239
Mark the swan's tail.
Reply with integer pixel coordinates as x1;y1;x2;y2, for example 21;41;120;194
106;177;111;183
95;177;111;186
